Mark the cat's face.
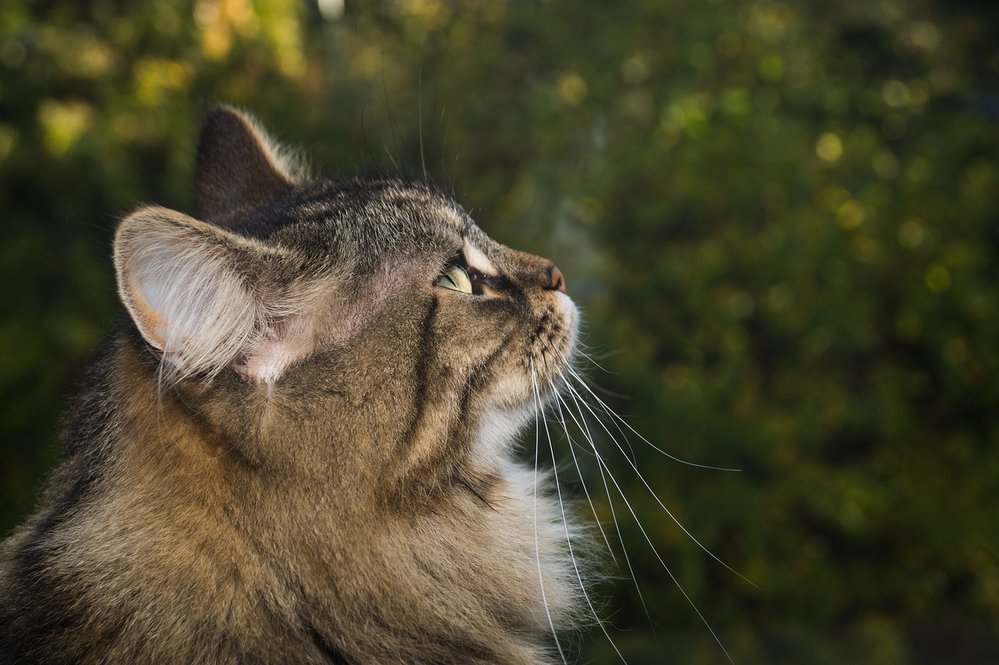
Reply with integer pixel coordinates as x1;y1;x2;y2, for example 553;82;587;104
265;179;577;409
114;107;577;495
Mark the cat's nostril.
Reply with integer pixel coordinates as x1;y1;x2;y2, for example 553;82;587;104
546;264;567;293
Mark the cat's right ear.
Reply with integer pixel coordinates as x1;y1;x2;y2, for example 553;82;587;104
194;105;302;223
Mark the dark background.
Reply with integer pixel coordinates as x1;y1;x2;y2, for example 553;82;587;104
2;1;997;663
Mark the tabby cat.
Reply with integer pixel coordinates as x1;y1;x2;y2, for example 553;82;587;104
0;107;586;663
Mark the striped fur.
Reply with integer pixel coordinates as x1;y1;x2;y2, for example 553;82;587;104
0;107;585;663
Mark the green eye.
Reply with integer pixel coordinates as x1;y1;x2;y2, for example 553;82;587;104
435;264;473;294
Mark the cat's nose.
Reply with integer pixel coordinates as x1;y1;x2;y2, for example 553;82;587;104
546;263;566;293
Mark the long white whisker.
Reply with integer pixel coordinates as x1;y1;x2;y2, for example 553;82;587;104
590;442;736;665
547;384;617;563
563;369;757;589
564;361;740;473
559;380;654;627
556;350;742;657
561;366;640;464
566;360;741;472
530;360;568;665
534;371;627;664
575;348;615;375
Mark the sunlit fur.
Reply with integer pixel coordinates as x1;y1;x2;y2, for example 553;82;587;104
0;108;587;664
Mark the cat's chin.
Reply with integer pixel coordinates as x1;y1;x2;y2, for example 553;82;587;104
473;362;576;462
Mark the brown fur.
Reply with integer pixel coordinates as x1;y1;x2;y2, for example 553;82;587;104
0;107;586;663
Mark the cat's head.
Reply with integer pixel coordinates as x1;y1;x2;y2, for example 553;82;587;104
113;106;578;496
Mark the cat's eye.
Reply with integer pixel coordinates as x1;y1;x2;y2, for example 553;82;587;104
435;264;474;294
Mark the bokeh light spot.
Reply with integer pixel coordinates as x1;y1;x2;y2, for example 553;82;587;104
816;132;843;163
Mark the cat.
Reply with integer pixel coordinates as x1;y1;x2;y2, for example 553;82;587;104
0;106;588;664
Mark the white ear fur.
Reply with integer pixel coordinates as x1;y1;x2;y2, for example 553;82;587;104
114;206;303;384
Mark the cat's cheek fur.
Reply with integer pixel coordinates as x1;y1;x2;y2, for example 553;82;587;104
470;294;579;420
241;265;422;384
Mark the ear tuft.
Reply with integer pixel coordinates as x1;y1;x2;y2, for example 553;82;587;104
195;105;304;224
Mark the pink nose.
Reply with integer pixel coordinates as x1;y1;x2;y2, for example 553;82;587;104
547;264;566;293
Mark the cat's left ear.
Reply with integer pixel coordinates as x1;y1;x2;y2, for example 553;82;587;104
114;205;324;384
194;105;303;224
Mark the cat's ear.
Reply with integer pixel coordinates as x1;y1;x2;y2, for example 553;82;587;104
114;205;320;384
194;105;302;223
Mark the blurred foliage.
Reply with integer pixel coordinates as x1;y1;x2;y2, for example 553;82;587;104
1;0;998;663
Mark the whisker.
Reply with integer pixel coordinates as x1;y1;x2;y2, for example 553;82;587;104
577;385;641;466
562;359;740;473
557;362;639;465
417;66;427;182
534;371;627;664
588;443;736;665
546;383;617;563
575;348;616;375
381;143;400;172
530;360;568;664
562;369;757;590
558;381;655;627
380;55;403;174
